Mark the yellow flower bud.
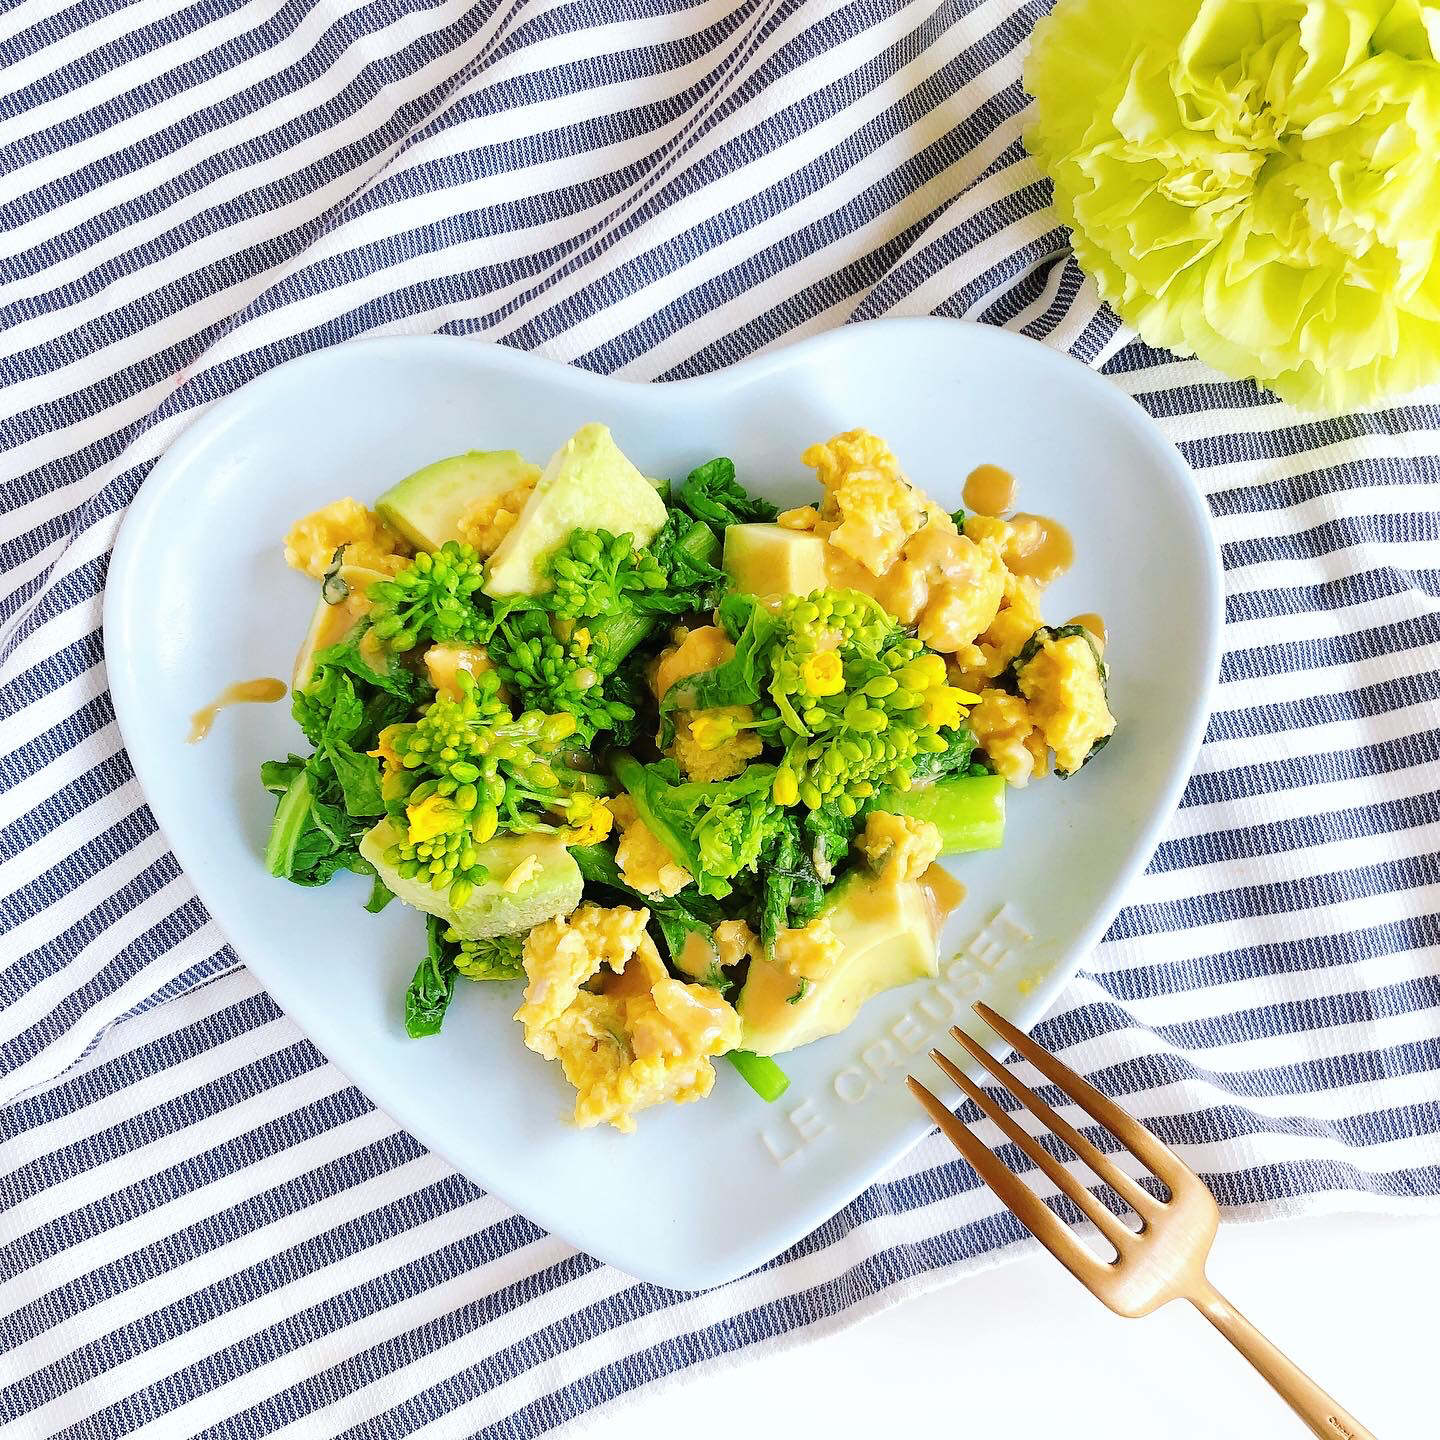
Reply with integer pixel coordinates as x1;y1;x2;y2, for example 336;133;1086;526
922;686;966;730
772;768;800;806
690;710;741;750
406;794;460;844
800;651;845;697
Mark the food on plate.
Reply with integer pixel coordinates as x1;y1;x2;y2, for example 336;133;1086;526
262;424;1115;1130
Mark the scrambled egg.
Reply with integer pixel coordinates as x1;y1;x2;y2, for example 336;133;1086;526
672;707;763;783
457;475;538;556
652;625;764;782
502;855;543;893
610;794;692;897
515;904;742;1132
856;810;943;884
1017;632;1116;776
776;505;820;531
964;570;1045;687
910;526;1007;654
793;434;1008;654
772;913;844;982
968;632;1114;784
802;429;929;576
284;498;411;578
968;688;1050;787
714;919;761;969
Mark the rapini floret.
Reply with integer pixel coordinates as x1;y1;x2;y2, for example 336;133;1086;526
368;541;490;652
383;669;577;905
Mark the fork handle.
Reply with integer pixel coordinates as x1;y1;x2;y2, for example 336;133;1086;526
1189;1283;1376;1440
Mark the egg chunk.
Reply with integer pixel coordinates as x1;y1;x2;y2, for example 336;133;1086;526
284;498;411;578
968;688;1049;788
1017;632;1116;776
515;903;741;1132
653;624;764;782
802;429;929;576
855;810;943;885
610;794;692;897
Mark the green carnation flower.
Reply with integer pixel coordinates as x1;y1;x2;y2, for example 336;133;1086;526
1025;0;1440;410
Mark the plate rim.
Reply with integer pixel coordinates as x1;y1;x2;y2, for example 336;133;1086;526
103;316;1222;1290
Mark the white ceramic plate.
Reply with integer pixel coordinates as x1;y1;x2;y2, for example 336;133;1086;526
106;318;1220;1290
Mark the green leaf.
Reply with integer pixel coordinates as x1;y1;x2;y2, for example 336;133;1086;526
293;635;419;747
264;769;316;878
260;756;306;794
365;872;395;913
676;457;778;527
639;511;727;615
657;592;779;745
405;916;457;1038
325;739;384;817
611;754;779;899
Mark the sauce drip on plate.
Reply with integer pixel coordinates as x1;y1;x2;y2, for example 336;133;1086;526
920;863;966;927
962;463;1016;516
1006;512;1074;586
188;677;287;743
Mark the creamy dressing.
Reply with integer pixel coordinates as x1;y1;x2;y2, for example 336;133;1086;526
962;463;1016;516
821;521;973;629
1067;612;1107;648
676;929;718;981
919;863;966;930
188;677;286;743
598;954;655;999
1006;512;1074;585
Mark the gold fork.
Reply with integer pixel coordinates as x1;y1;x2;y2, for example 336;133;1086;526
909;1001;1376;1440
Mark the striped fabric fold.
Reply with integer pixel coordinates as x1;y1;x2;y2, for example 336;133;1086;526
3;0;1439;1434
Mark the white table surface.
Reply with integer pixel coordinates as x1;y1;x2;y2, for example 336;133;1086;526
584;1211;1435;1437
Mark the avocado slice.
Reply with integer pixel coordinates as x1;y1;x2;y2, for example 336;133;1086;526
737;870;939;1056
484;423;669;598
360;820;582;938
723;522;828;597
292;564;388;690
376;450;540;553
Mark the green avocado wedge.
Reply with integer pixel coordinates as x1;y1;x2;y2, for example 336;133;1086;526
359;821;581;939
737;868;939;1056
483;423;669;598
375;450;540;553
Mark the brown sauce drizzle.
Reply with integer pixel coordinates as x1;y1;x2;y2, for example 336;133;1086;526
1006;512;1074;585
920;863;967;926
188;678;287;743
962;463;1016;516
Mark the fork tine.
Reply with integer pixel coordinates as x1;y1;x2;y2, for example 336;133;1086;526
974;1002;1193;1191
948;1026;1161;1218
928;1048;1135;1251
907;1076;1106;1288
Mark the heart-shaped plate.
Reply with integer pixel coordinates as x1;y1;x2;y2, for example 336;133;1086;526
105;318;1220;1290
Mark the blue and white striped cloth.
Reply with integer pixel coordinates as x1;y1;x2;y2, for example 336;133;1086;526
4;1;1440;1433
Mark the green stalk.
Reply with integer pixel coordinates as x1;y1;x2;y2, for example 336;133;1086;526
610;752;709;886
728;1050;790;1103
588;521;721;670
265;769;313;878
875;774;1006;853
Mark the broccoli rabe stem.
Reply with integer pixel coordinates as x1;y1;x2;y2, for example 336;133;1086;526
265;770;313;877
874;774;1006;853
727;1050;790;1103
588;522;721;669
